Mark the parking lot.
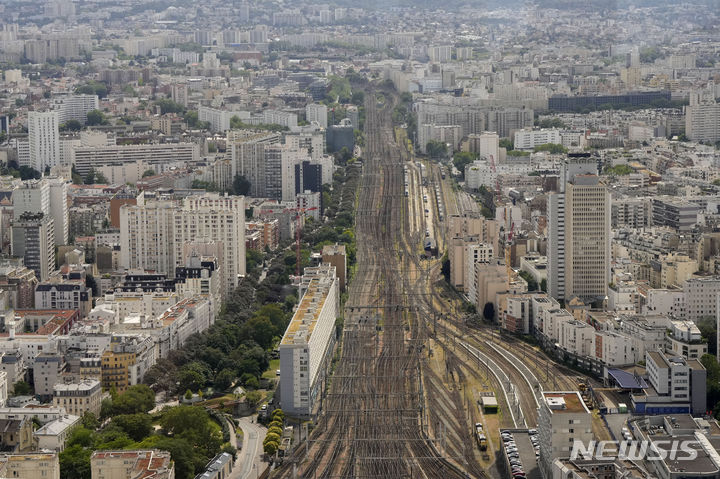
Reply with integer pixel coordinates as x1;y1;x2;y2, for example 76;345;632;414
500;429;541;479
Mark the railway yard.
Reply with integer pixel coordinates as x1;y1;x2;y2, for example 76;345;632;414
273;87;604;478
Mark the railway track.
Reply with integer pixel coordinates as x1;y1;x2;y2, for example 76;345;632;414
275;87;473;479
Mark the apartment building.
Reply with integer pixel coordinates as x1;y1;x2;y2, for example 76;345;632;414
71;143;199;176
52;379;102;417
538;392;593;479
279;265;338;417
119;193;245;295
90;450;174;479
11;212;55;282
0;453;60;479
28;111;60;171
513;128;561;150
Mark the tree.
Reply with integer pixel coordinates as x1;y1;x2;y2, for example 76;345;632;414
12;380;32;396
483;302;495;321
111;384;155;415
533;143;567;154
80;412;99;430
213;369;235;391
271;409;285;422
244;390;262;408
184;110;199;128
453;151;477;178
244;376;259;390
61;120;83;132
540;278;547;292
263;440;278;456
86;109;107;126
499;138;513;150
99;398;113;420
232;174;251;196
59;444;92;479
154;98;185;115
18;166;41;180
159;406;222;457
425;140;447;158
110;413;153;441
701;354;720;417
698;317;717;356
518;271;538;291
142;169;156;178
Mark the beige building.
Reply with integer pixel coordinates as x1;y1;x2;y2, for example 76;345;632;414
0;453;60;479
52;379;102;417
537;392;593;478
564;177;611;301
447;215;500;291
91;450;174;479
321;244;347;292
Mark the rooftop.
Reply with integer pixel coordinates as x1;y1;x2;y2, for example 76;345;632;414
543;392;590;414
280;275;335;347
34;415;80;436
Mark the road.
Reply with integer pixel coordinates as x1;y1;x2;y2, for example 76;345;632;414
229;416;267;479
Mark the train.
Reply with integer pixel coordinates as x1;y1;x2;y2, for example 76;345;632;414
424;237;438;257
475;423;487;451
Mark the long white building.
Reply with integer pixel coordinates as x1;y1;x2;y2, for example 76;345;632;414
119;193;246;295
52;94;99;125
513;128;562;150
279;264;338;417
71;142;199;175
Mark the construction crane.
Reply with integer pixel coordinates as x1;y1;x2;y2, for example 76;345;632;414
505;221;515;281
289;206;319;276
489;154;501;205
255;205;319;276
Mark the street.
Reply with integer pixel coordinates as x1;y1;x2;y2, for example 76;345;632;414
228;416;267;479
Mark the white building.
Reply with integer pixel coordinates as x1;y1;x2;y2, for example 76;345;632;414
474;131;499;161
71;142;199;176
465;243;494;305
537;391;593;478
52;94;99;125
12;178;68;246
199;106;249;132
0;371;6;408
119;193;246;295
296;191;321;220
513;128;562;150
685;89;720;143
305;104;328;128
685;277;720;323
28;111;60;171
33;415;80;452
279;264;338;417
644;288;685;318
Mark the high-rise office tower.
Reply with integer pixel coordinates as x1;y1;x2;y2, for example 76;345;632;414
28;111;60;172
547;155;610;302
